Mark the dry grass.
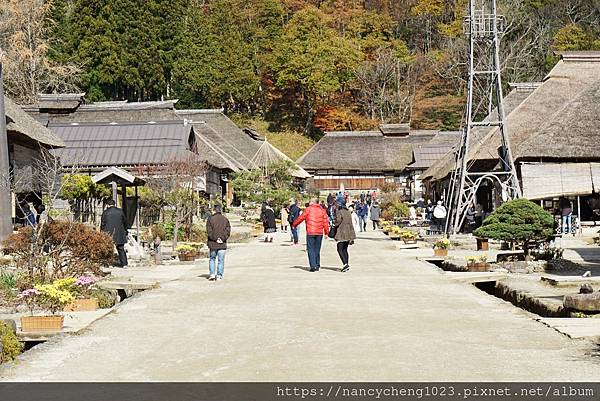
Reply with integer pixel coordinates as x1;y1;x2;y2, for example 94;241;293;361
229;115;315;161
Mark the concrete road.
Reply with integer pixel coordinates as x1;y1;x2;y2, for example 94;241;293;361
2;230;600;381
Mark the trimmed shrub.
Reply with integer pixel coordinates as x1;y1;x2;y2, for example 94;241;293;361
0;321;23;363
474;199;554;254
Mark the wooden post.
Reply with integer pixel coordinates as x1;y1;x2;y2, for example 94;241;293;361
111;181;118;204
0;60;12;241
135;185;140;241
577;195;582;236
121;183;128;227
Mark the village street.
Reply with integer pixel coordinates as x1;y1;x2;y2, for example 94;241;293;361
2;230;600;381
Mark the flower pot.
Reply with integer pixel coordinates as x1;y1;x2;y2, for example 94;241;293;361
389;233;402;240
468;262;490;272
434;248;448;257
21;315;64;332
476;237;489;251
64;298;98;312
403;238;417;244
178;253;196;262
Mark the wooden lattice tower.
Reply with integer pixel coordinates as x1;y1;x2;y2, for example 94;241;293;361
446;0;521;235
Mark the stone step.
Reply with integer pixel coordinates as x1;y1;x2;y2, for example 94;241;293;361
541;275;600;287
537;317;600;339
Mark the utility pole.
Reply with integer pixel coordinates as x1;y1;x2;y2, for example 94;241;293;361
446;0;521;236
0;54;12;241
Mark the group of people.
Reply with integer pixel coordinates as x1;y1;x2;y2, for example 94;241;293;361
290;197;356;272
256;195;368;272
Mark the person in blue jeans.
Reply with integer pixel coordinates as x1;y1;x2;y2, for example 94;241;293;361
206;204;231;281
288;198;301;246
291;199;329;272
357;201;368;232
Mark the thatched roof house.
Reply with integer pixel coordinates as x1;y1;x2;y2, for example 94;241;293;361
2;96;65;234
6;96;63;148
421;51;600;219
297;125;459;193
23;96;306;202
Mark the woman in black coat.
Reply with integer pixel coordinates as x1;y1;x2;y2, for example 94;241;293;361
261;202;277;243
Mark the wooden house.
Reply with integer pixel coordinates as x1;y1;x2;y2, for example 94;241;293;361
0;96;64;238
297;124;459;197
422;51;600;224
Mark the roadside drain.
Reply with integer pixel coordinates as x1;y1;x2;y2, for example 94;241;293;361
473;280;570;318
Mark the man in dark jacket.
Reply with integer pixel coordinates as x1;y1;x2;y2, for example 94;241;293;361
100;199;128;268
206;204;231;281
288;198;301;246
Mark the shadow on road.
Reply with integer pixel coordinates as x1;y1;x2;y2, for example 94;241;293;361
288;265;342;272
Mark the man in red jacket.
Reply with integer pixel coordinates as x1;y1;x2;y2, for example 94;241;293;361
292;199;330;272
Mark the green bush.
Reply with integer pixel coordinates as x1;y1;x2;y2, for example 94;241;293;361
474;199;555;254
0;321;23;363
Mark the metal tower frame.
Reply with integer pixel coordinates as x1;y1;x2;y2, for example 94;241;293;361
446;0;521;235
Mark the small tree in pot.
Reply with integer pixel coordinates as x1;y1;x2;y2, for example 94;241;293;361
474;199;554;256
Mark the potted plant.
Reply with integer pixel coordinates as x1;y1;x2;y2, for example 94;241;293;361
401;230;418;244
433;238;450;257
474;199;554;257
466;255;489;272
64;276;99;312
476;237;489;251
466;256;477;268
19;279;76;332
475;254;490;271
389;226;402;240
176;244;197;262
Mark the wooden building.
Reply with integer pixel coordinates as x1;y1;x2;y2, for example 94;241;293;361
422;51;600;225
23;97;303;204
1;96;64;237
297;124;459;197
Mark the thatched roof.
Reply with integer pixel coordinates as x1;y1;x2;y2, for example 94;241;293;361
177;110;262;171
5;96;64;147
38;93;85;111
297;130;456;173
420;82;541;181
423;51;600;182
250;139;312;179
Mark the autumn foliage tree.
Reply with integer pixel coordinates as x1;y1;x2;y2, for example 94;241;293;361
0;0;80;103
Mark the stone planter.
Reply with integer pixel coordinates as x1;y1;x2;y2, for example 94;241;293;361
476;237;489;251
434;248;448;257
64;298;98;312
21;315;64;332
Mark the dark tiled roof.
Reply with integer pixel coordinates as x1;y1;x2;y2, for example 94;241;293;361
49;121;196;168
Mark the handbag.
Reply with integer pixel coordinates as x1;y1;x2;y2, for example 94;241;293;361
328;224;337;239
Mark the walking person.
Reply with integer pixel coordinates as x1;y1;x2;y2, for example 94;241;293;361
100;199;128;268
206;204;231;281
334;199;356;272
432;200;447;233
357;201;368;232
559;197;573;234
474;202;484;228
370;202;381;230
280;205;289;232
292;199;329;272
261;202;277;242
349;205;361;233
288;198;301;246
